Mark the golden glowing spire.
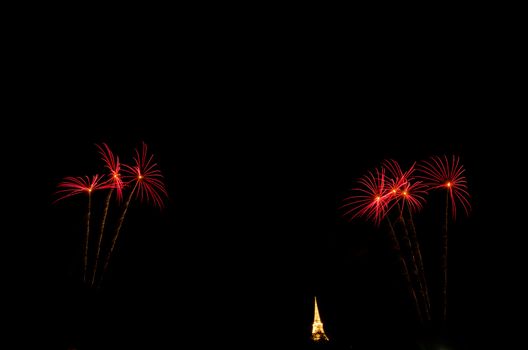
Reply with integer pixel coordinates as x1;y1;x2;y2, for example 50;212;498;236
314;296;322;323
311;296;329;342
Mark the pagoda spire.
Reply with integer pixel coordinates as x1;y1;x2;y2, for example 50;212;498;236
311;296;329;342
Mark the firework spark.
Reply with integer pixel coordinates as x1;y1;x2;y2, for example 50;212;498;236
340;167;394;226
396;180;429;214
96;142;124;201
383;159;415;187
122;141;168;209
417;155;471;219
54;175;106;203
383;159;428;215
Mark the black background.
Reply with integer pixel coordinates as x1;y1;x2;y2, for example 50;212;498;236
5;12;524;349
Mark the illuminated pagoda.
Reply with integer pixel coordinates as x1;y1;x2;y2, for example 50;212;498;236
311;296;329;342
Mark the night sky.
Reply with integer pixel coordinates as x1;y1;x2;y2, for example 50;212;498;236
6;19;524;349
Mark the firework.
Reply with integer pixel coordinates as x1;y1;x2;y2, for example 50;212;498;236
91;143;124;287
54;175;106;203
341;166;423;321
417;155;471;321
383;159;431;319
340;167;394;226
383;159;415;186
122;141;168;208
400;191;431;317
417;155;471;220
96;142;124;201
55;175;105;283
383;159;428;215
98;142;167;287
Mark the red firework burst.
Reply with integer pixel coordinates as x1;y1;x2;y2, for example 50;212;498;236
383;159;411;197
417;155;471;219
397;180;429;214
122;142;168;208
383;159;428;214
341;167;394;226
54;174;106;283
383;159;415;185
54;175;106;202
96;143;124;201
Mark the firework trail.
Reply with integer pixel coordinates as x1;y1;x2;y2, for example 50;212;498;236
418;155;471;321
386;217;423;322
90;143;124;287
55;175;105;283
405;207;431;318
395;210;430;320
98;142;167;287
